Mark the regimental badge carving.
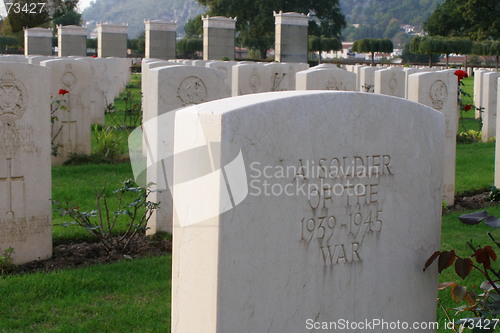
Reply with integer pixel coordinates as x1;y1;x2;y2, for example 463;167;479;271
429;80;448;110
0;72;28;123
248;70;261;93
177;76;208;106
62;64;77;90
325;79;344;91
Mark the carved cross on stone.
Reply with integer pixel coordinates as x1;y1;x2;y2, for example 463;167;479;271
0;157;24;219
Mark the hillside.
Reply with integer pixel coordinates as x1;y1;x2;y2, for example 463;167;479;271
340;0;444;44
82;0;442;44
82;0;204;38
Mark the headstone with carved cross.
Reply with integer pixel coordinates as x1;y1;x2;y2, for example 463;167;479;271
41;59;91;165
0;62;52;264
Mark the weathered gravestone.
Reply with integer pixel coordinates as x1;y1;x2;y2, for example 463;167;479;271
142;65;226;234
296;66;356;91
0;62;52;264
41;59;91;165
408;71;457;206
170;91;444;332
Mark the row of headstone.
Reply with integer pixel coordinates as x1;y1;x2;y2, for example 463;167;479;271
141;59;460;238
0;54;133;263
0;55;131;165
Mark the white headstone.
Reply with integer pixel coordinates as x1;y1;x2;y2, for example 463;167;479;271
359;66;378;93
374;68;405;98
473;70;484;120
481;72;500;142
41;59;91;165
170;91;444;332
232;63;271;96
408;71;458;205
296;67;356;91
144;65;226;234
0;62;52;264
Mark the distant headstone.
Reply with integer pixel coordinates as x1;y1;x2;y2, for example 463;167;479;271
0;62;52;264
41;59;91;165
408;71;458;205
145;20;176;60
274;11;308;63
171;91;444;332
232;63;271;96
473;69;485;119
296;66;356;91
24;28;52;56
58;25;87;57
374;68;405;98
202;16;237;61
481;72;500;142
359;66;378;93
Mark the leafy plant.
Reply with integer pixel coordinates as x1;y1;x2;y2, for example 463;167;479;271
424;211;500;332
54;180;159;254
92;124;124;160
458;130;482;144
488;187;500;202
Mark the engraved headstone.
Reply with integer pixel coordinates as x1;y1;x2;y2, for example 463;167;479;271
296;66;356;91
408;71;458;205
359;66;377;92
171;91;444;332
41;59;91;165
0;62;52;264
144;65;226;234
374;68;405;98
232;63;271;96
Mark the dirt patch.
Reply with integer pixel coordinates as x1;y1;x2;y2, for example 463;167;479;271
453;192;493;211
6;235;171;276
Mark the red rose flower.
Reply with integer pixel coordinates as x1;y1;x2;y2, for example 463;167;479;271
58;89;69;95
454;69;468;82
92;55;97;58
464;104;473;111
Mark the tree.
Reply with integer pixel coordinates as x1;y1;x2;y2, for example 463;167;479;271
308;36;341;63
177;38;203;59
424;0;500;40
351;38;393;66
184;15;203;38
196;0;346;59
472;40;500;70
410;36;447;67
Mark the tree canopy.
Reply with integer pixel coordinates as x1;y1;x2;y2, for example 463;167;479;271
424;0;500;40
196;0;346;59
351;38;393;65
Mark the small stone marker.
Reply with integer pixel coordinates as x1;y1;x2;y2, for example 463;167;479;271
0;62;52;264
171;91;444;332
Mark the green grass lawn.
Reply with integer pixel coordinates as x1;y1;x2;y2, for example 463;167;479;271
1;74;499;332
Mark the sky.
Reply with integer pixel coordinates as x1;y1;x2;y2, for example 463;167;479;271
78;0;94;11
